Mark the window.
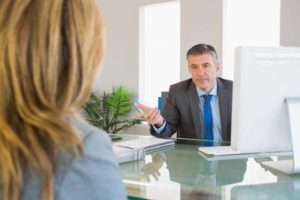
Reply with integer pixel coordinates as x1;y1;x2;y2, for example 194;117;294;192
139;1;180;107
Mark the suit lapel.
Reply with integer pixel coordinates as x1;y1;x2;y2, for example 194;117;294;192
217;79;229;141
187;82;203;139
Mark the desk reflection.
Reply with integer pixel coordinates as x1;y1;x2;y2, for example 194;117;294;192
121;144;248;199
165;146;247;199
165;146;247;186
231;157;300;200
231;175;300;200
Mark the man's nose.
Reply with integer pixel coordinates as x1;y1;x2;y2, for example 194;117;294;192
196;67;205;75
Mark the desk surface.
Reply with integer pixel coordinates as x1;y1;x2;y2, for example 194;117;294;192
118;135;300;200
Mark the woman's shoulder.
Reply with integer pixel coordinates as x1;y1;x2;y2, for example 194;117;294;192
71;118;115;162
72;118;111;143
55;118;127;200
21;118;127;200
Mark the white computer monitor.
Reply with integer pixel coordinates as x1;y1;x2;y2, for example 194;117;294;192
231;46;300;153
198;46;300;173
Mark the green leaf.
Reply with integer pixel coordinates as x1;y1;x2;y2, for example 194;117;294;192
107;86;132;115
82;85;140;134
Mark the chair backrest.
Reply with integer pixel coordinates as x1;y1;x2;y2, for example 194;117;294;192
158;91;169;112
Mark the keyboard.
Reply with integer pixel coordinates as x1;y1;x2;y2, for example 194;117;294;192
198;146;241;156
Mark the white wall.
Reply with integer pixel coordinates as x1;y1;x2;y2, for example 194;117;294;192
95;0;299;96
94;0;139;95
280;0;300;46
180;0;223;80
94;0;222;96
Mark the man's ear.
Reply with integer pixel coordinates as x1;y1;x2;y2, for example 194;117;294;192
216;63;221;73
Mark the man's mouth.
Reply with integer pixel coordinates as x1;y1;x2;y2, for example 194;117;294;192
197;78;208;82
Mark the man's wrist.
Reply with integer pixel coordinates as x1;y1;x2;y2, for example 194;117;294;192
154;119;165;128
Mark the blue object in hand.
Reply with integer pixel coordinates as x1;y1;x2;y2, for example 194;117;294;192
134;100;144;114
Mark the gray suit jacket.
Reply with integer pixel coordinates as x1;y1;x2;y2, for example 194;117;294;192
21;119;127;200
151;78;232;141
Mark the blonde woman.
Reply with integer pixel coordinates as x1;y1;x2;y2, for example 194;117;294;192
0;0;126;200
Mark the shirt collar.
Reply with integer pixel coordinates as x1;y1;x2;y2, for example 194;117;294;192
196;83;217;97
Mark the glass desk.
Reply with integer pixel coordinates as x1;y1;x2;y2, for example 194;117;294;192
117;135;300;200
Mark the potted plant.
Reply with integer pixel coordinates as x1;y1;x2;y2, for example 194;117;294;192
82;85;141;134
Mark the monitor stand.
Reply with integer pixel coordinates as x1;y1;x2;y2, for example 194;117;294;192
262;98;300;174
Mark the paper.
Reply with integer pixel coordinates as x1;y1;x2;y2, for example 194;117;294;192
112;145;144;164
115;136;175;154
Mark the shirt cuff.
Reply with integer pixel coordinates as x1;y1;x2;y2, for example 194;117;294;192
152;121;166;134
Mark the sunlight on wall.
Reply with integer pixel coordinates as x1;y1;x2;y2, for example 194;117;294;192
139;1;180;107
223;0;281;80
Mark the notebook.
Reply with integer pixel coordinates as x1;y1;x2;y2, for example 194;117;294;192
114;136;175;154
112;145;145;164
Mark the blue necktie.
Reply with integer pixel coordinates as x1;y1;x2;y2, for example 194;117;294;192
203;94;214;142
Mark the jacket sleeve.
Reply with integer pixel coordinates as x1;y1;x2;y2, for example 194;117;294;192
150;85;179;137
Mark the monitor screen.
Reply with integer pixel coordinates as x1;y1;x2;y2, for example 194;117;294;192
231;46;300;153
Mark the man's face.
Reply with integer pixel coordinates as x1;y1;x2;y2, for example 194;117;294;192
188;53;221;93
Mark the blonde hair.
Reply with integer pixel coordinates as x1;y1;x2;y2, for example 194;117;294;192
0;0;103;200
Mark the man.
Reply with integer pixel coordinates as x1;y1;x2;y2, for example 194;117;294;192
138;44;232;142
